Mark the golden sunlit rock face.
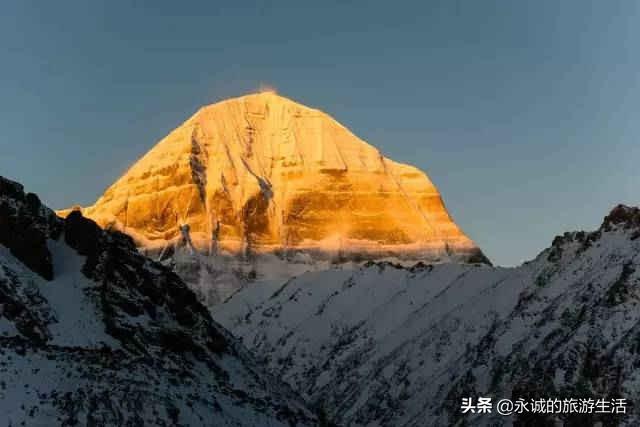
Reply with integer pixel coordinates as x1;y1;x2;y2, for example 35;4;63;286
59;92;486;263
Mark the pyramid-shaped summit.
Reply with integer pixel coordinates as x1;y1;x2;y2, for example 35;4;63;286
60;92;487;264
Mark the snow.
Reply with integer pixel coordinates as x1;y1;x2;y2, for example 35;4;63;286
0;237;314;426
0;316;18;337
42;239;119;348
213;225;640;426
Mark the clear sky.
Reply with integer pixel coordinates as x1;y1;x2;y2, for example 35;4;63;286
1;1;638;266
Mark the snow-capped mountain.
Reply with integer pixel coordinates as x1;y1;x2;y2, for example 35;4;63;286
213;205;640;426
58;92;488;303
0;176;316;426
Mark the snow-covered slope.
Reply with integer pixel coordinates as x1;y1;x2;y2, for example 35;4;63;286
214;205;640;426
0;176;315;426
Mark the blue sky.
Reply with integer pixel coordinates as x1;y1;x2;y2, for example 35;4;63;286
1;1;638;266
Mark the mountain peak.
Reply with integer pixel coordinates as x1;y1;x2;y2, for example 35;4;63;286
194;90;326;129
206;89;295;105
59;93;486;270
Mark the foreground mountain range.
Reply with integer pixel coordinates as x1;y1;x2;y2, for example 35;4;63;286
213;205;640;426
2;173;640;426
0;176;315;426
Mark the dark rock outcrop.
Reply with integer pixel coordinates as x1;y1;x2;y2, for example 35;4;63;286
0;177;60;279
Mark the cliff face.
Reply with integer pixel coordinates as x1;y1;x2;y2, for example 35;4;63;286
59;92;486;264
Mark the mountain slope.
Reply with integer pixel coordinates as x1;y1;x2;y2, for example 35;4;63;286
213;205;640;426
0;176;315;426
58;92;486;268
